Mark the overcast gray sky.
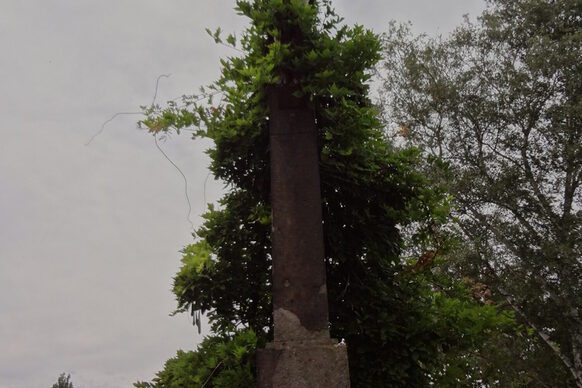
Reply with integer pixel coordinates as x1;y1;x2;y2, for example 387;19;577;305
0;1;484;387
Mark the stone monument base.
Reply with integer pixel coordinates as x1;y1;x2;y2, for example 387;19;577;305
256;339;350;388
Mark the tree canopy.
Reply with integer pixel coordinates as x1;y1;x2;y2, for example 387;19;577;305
381;0;582;385
51;373;73;388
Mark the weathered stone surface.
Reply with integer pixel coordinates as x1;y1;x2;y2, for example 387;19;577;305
257;340;350;388
258;85;350;387
268;86;330;340
272;308;329;342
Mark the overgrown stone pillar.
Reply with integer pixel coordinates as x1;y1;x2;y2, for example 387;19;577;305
256;86;350;388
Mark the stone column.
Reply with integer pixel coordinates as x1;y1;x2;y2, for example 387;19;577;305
256;86;350;388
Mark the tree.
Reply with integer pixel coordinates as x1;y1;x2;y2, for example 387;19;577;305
137;1;516;386
381;0;582;385
51;373;73;388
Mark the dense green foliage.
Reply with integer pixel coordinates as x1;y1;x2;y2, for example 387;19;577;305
381;0;582;385
137;1;517;386
135;330;257;388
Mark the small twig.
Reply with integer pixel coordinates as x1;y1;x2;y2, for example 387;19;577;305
201;360;224;388
151;74;171;106
219;41;244;53
85;112;142;146
86;74;171;146
154;135;195;230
